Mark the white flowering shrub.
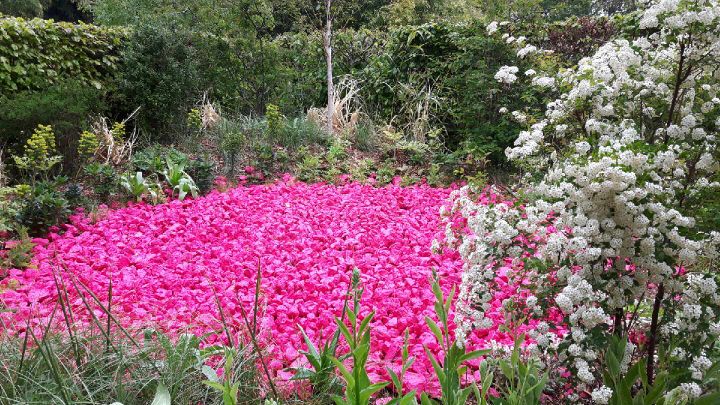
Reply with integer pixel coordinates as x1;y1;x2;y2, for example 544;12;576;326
444;0;720;401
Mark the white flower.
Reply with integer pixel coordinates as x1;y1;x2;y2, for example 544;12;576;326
517;44;538;58
591;386;613;404
495;66;520;84
486;21;499;35
532;76;556;88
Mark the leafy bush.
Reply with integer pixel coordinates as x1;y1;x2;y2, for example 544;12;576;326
9;124;63;188
120;171;155;203
13;180;70;235
83;162;118;201
0;226;34;270
110;24;202;140
359;22;547;165
131;145;189;175
163;159;198;201
281;117;327;149
0;16;125;93
186;157;216;194
0;80;105;160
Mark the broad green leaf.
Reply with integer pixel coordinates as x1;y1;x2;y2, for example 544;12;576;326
151;383;171;405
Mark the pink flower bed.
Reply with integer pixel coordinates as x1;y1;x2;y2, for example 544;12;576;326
0;180;534;395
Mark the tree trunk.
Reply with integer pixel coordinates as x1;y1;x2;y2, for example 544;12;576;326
323;0;334;136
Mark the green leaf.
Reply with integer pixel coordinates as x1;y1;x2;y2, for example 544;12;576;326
399;392;418;405
458;349;489;364
387;367;402;391
696;392;720;405
360;382;390;402
201;365;219;383
151;383;171;405
425;316;443;344
423;345;445;384
330;356;354;384
420;393;435;405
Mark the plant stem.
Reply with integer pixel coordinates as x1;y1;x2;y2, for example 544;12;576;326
646;283;665;385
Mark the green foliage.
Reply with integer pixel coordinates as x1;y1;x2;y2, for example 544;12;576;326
421;271;488;405
265;103;283;141
281;117;327;148
0;0;49;18
110;23;202;140
272;28;382;113
63;182;86;208
0;274;261;404
186;157;216;194
78;130;100;160
331;268;389;405
220;129;245;177
83;162;117;201
203;346;242;405
291;324;344;398
0;226;35;270
296;148;323;183
0;80;105;159
353;121;377;152
0;16;125;93
163;159;199;201
120;171;155;203
593;336;720;405
490;335;547;405
187;108;203;130
14;179;71;235
11;124;63;182
132;145;189;175
360;22;546;165
386;330;418;405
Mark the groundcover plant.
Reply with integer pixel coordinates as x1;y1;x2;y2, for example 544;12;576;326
0;179;533;396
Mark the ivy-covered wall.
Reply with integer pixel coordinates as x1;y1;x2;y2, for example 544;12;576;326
0;16;126;93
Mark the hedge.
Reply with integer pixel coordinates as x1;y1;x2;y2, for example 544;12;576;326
0;16;127;93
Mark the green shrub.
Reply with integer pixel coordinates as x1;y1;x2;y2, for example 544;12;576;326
77;130;100;160
120;171;155;203
353;120;377;152
110;24;201;141
163;159;199;201
0;226;34;270
0;80;105;163
186;157;216;194
83;163;118;202
11;124;63;183
63;182;86;208
220;130;245;176
0;16;125;93
265;103;283;141
359;22;549;165
14;180;70;235
296;147;322;182
283;117;327;148
131;145;189;175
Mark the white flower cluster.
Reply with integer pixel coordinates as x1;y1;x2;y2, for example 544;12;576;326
495;65;519;84
591;385;613;404
446;0;720;398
